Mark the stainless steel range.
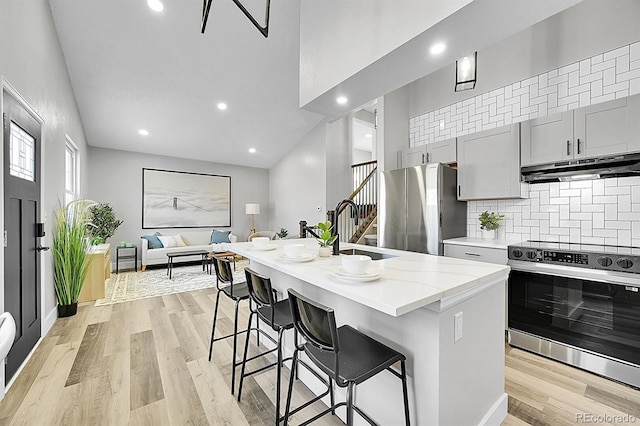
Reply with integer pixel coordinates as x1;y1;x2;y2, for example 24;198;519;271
507;241;640;388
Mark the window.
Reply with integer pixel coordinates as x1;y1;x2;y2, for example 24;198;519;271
9;121;35;181
64;136;79;206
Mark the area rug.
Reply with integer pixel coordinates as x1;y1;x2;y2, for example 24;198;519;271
94;260;249;306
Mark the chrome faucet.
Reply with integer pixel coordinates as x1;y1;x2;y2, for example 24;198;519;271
332;199;359;255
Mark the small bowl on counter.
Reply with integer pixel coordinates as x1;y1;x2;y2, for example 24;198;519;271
341;255;372;275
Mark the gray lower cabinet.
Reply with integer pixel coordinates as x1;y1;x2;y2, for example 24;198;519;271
444;240;509;330
522;94;640;166
457;123;524;200
400;138;456;168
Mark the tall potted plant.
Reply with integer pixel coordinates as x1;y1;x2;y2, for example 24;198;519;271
87;203;123;245
52;200;95;317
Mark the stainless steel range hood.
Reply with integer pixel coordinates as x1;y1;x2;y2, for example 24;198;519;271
521;152;640;183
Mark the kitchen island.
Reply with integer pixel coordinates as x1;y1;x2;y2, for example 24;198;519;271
228;239;510;425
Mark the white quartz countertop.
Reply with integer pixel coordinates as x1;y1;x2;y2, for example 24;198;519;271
228;239;510;317
443;237;524;250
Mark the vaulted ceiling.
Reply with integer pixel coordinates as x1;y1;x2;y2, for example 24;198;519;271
49;0;323;169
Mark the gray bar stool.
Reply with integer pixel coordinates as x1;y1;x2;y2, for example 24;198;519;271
208;257;250;395
236;267;298;425
283;289;411;426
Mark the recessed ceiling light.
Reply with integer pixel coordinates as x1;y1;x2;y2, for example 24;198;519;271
138;129;149;136
336;96;348;105
217;102;228;110
364;133;373;138
429;42;446;55
248;148;256;153
147;0;164;12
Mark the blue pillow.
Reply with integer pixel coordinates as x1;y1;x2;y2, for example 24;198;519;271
210;230;231;244
141;232;163;249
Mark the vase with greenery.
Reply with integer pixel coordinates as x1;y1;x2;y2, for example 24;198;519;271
276;227;288;239
316;221;337;257
479;211;505;239
53;200;95;317
87;203;123;245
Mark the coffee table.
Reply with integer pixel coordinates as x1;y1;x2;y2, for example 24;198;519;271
207;251;237;272
166;250;209;279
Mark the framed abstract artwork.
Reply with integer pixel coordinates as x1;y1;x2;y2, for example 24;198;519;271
142;168;231;228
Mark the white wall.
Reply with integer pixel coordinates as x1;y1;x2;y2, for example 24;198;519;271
408;0;640;119
269;121;327;235
0;0;89;390
325;118;352;209
298;0;472;107
87;147;270;255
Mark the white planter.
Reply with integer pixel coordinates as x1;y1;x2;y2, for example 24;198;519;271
481;229;497;240
318;246;332;257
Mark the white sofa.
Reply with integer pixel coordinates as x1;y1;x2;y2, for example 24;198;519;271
141;230;237;271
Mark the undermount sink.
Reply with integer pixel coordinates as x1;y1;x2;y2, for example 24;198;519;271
339;248;396;261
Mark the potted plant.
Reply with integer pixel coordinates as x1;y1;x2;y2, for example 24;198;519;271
276;227;288;239
87;203;123;245
316;221;337;257
52;200;96;317
479;211;505;239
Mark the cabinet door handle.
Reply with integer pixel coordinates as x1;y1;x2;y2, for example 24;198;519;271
577;138;582;154
464;252;481;257
458;185;461;197
422;153;425;164
567;140;571;156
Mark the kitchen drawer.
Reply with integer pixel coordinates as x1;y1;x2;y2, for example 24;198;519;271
444;244;507;265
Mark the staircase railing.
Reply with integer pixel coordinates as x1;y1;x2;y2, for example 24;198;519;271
329;161;377;243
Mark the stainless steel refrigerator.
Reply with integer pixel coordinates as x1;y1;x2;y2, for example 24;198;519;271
379;163;466;255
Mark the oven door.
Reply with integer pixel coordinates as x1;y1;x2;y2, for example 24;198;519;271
508;260;640;367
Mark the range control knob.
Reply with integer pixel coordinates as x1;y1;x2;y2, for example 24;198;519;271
597;256;613;267
526;250;537;260
617;258;633;269
512;249;523;258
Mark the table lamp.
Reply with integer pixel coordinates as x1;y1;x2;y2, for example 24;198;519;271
245;203;260;235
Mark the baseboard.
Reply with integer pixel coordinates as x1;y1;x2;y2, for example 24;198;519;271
479;392;508;426
43;306;57;335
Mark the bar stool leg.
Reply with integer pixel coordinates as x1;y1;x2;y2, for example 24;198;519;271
329;378;335;415
283;349;299;426
401;360;410;426
237;310;255;401
273;328;284;426
346;382;355;426
208;290;222;361
231;298;242;395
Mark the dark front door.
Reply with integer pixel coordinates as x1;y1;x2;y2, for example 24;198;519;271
3;91;42;383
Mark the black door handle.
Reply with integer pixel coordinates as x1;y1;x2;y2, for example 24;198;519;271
36;246;50;251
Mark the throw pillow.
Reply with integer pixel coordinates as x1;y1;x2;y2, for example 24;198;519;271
174;234;187;247
141;232;163;249
210;230;231;244
157;235;178;248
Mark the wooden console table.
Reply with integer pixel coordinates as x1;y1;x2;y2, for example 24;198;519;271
79;243;111;302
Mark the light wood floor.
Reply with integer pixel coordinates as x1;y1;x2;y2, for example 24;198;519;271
0;287;638;425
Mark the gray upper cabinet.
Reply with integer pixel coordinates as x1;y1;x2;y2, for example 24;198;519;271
400;138;456;168
457;124;524;200
427;138;457;164
400;145;427;167
522;94;640;166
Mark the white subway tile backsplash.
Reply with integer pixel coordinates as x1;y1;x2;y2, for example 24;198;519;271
418;41;640;246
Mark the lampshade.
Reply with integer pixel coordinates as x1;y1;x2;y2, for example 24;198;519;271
455;52;477;92
245;203;260;215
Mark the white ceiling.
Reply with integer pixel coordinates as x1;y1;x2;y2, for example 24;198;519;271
49;0;324;169
49;0;582;170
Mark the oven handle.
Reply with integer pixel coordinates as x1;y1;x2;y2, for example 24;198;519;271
508;260;640;288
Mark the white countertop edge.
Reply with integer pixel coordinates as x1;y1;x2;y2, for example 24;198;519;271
443;237;523;250
230;240;510;317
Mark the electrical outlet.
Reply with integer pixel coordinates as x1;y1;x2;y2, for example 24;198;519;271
454;312;463;343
